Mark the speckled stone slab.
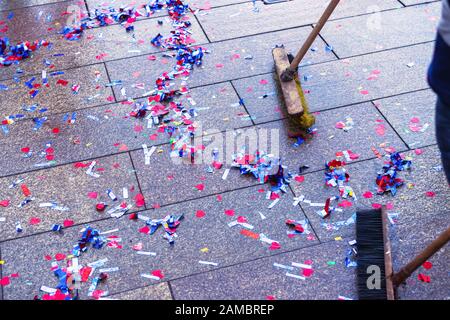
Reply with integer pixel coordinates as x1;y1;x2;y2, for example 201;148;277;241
401;0;441;6
0;14;208;80
106;25;335;100
253;103;408;172
196;0;402;42
0;0;88;42
298;42;433;111
291;145;449;242
108;283;172;300
0;0;72;12
0;64;113;118
319;2;440;58
375;89;437;149
170;241;357;300
392;212;449;300
0;82;247;177
0;184;318;299
0;153;140;241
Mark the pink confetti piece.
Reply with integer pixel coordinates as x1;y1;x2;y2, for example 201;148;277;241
195;210;206;218
224;209;235;217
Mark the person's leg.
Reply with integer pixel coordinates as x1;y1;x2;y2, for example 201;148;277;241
435;97;450;184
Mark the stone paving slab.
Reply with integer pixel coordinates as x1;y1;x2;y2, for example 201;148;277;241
196;0;403;42
254;103;408;171
0;0;87;42
0;82;247;177
106;25;335;100
392;212;449;300
401;0;441;6
108;283;172;300
0;0;71;12
170;241;356;300
0;184;318;299
319;2;440;58
232;73;285;124
375;89;437;149
233;42;434;116
0;153;140;241
299;42;433;112
291;145;449;243
0;64;113;118
0;14;208;80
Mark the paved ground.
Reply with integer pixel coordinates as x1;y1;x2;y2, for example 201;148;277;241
0;0;449;300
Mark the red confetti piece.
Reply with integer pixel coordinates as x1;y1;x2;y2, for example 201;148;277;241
0;199;10;207
195;210;206;218
375;124;386;136
425;191;436;198
29;217;41;225
52;127;60;134
269;242;281;250
295;176;305;183
21;147;30;153
362;191;373;199
372;203;382;209
149;133;158;140
147;55;156;60
360;90;369;95
139;226;150;234
338;200;353;208
216;195;223;201
87;192;98;199
224;209;235;217
63;219;74;228
44;255;52;261
55;253;66;261
0;276;10;286
423;261;433;270
195;184;205;191
240;229;259;239
266;295;276;300
151;270;164;279
135;193;145;207
418;273;430;283
21;184;31;197
415;149;423;155
302;268;314;277
259;79;268;85
237;216;247;223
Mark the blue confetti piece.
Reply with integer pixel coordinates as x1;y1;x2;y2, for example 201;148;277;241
50;71;64;76
7;12;14;20
0;84;8;91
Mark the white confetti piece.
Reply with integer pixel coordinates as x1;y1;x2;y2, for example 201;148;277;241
199;260;219;266
285;272;306;280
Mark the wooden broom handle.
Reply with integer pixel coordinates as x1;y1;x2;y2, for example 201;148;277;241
289;0;340;70
392;226;450;287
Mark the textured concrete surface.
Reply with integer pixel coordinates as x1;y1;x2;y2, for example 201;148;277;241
106;25;335;100
375;89;437;148
196;0;402;42
0;153;139;241
0;82;247;177
0;0;448;301
320;2;441;58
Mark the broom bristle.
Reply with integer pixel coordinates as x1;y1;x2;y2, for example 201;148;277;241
356;209;388;300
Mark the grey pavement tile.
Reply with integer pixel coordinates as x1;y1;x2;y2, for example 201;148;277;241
0;153;140;241
291;145;450;242
0;82;247;177
0;15;208;80
106;25;335;100
254;102;408;171
0;0;71;12
86;0;246;11
170;241;357;300
0;184;318;299
232;73;284;124
392;213;450;300
401;0;441;6
320;2;441;58
108;283;172;300
0;64;114;118
299;42;434;111
375;89;437;149
0;0;88;42
196;0;403;42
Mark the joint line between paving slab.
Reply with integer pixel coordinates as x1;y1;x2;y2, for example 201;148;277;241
191;9;211;43
103;62;119;103
397;0;407;7
371;101;412;150
0;0;77;13
0;85;431;179
317;31;340;60
229;81;256;126
127;151;149;211
167;280;176;300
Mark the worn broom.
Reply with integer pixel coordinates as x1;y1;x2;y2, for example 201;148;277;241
272;0;340;138
356;206;450;299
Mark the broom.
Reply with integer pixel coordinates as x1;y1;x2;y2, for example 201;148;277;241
356;206;450;300
273;0;340;138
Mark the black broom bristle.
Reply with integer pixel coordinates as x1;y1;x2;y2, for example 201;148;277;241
356;209;388;300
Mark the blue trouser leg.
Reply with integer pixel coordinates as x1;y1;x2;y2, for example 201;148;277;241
436;97;450;184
